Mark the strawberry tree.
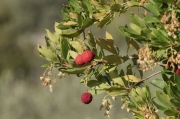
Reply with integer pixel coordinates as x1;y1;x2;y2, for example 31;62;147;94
37;0;180;118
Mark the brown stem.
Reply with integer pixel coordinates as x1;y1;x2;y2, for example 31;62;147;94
130;71;161;89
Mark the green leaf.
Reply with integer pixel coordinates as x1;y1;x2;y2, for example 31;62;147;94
143;16;160;23
37;45;59;63
96;38;117;54
60;38;70;59
97;13;113;28
44;36;56;52
57;22;72;30
69;50;78;59
126;38;140;51
142;85;151;101
162;0;174;4
123;75;141;82
103;55;128;65
87;31;96;48
156;91;173;108
106;87;126;96
110;3;121;12
68;0;81;13
46;29;60;44
70;41;83;54
152;101;167;111
151;28;170;42
88;88;105;95
151;78;166;89
83;0;93;14
164;109;178;116
135;87;146;101
130;14;147;29
129;23;141;35
87;80;100;88
174;73;180;90
61;29;84;38
170;98;180;109
131;89;146;106
144;3;160;16
82;18;94;28
127;1;139;7
61;68;86;74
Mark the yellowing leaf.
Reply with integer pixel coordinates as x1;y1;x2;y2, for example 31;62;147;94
106;31;114;44
69;50;78;59
123;75;141;82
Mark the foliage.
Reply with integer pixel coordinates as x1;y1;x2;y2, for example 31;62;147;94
37;0;180;118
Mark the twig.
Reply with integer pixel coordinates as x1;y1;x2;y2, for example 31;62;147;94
131;71;161;89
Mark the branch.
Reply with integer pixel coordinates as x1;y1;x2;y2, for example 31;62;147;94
131;71;161;88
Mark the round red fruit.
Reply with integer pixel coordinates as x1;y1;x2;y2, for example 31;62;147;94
82;50;95;64
81;92;93;104
176;68;180;75
75;54;84;66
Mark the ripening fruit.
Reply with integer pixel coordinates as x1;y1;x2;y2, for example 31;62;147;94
75;54;84;66
81;92;93;104
82;50;95;64
176;68;180;75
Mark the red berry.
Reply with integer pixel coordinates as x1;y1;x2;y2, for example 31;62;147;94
176;68;180;75
75;54;84;66
82;50;95;64
81;92;93;104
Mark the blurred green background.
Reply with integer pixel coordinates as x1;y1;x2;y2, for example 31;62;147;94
0;0;160;119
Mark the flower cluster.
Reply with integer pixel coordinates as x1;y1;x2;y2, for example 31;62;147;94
40;64;66;92
99;96;114;118
137;45;157;71
162;10;180;40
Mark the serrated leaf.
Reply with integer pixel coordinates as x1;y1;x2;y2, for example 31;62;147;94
69;50;78;59
123;75;141;82
103;55;128;65
96;38;117;54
